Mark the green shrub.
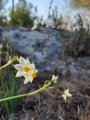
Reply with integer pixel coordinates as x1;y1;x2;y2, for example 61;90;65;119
71;14;90;57
10;0;37;28
0;16;7;26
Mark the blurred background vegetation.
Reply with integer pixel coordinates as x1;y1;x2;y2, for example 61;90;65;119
71;0;90;9
0;0;90;57
0;0;90;28
0;0;38;27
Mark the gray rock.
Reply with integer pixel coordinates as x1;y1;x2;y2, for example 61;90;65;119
1;27;90;79
78;57;90;69
2;28;64;77
67;62;90;79
57;64;67;75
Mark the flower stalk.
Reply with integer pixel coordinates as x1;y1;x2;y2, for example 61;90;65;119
0;56;72;103
0;79;52;102
0;56;18;70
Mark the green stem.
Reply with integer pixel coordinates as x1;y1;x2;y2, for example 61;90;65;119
49;87;64;95
0;63;9;70
0;80;52;102
0;56;18;70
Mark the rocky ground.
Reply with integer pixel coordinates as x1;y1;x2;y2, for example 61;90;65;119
0;27;90;120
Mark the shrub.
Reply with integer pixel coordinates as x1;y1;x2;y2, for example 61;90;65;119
71;14;90;57
0;15;7;26
10;0;37;28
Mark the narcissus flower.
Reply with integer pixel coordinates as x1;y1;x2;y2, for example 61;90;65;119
51;75;58;83
14;56;38;76
24;70;38;84
61;89;72;102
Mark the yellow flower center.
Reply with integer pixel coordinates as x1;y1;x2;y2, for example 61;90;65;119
23;66;30;72
31;72;37;78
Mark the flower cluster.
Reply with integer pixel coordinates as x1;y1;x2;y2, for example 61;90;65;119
13;56;72;101
14;57;38;84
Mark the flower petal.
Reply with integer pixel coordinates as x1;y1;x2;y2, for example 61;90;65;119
13;64;23;70
16;71;23;77
65;89;69;93
24;58;31;66
19;57;25;65
29;77;33;82
35;69;38;73
51;75;58;83
30;63;38;73
31;63;35;70
61;94;67;102
24;78;30;84
24;77;33;84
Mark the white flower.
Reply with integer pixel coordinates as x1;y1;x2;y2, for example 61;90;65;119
30;63;38;72
13;56;37;77
51;75;58;83
61;89;72;102
24;70;38;84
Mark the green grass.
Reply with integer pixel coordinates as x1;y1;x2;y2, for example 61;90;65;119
0;66;20;117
